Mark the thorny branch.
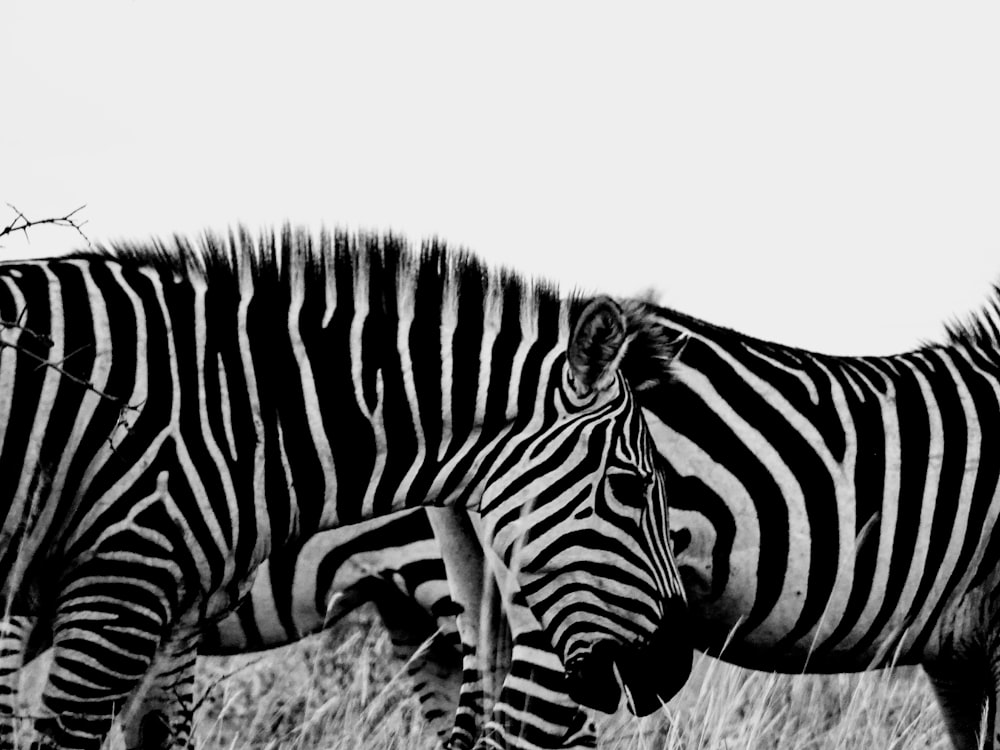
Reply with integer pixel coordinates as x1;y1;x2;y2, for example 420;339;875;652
0;313;144;453
1;318;124;403
0;203;91;247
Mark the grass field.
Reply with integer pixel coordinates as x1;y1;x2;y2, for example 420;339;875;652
188;608;953;749
16;605;955;749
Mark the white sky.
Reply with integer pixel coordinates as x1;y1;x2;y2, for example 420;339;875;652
4;2;1000;355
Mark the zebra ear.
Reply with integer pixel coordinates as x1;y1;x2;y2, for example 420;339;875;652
568;296;628;395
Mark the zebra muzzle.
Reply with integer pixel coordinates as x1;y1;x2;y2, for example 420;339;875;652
564;599;694;717
614;618;693;716
564;640;629;714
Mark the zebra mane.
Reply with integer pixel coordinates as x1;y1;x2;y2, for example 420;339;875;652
618;298;686;392
942;283;1000;351
72;225;569;324
71;226;691;390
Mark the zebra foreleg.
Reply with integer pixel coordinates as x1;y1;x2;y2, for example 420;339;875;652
428;508;503;749
407;629;465;741
477;631;596;750
466;514;598;750
475;603;596;750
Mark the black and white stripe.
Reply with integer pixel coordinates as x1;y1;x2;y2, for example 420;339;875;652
209;507;597;749
338;290;1000;750
628;296;1000;750
0;228;688;749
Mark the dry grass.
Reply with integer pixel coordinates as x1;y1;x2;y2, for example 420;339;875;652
15;605;952;749
599;653;951;750
192;610;438;750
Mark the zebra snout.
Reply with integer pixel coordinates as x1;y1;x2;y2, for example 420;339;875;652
564;598;694;717
563;639;627;714
620;596;694;715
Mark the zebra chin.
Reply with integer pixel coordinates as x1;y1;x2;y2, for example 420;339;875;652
563;600;693;716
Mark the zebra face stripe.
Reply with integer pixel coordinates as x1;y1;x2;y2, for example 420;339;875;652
477;345;692;715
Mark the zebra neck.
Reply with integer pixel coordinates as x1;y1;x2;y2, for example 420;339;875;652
286;281;573;538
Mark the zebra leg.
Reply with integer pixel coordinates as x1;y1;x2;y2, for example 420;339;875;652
409;629;466;741
428;507;504;749
32;564;183;750
117;617;200;750
925;661;991;750
373;592;464;742
0;615;35;747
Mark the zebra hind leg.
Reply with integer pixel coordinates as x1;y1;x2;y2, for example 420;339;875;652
117;616;201;750
408;628;465;741
372;592;464;742
33;564;184;750
0;615;35;747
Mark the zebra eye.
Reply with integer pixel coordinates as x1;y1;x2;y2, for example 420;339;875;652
607;472;653;508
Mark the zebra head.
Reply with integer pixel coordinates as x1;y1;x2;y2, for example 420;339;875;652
475;296;691;717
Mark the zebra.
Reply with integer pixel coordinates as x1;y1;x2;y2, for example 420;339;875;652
0;227;690;749
625;294;1000;750
361;287;1000;750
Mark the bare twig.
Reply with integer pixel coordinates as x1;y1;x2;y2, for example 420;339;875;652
1;203;91;247
0;316;53;347
1;311;143;457
0;334;122;404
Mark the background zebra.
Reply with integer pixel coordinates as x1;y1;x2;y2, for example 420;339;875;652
0;228;690;749
629;294;1000;750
